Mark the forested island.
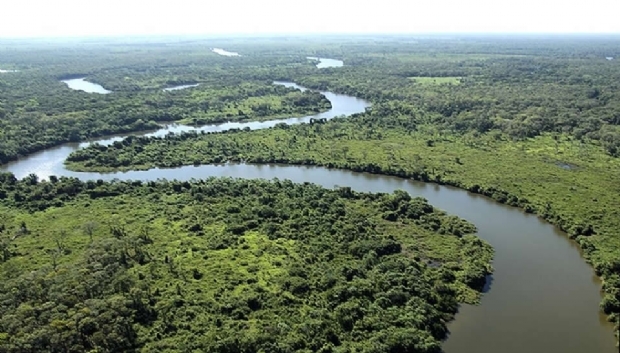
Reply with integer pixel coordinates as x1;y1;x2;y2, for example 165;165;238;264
1;35;620;351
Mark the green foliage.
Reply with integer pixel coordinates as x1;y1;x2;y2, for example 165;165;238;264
0;43;330;165
4;35;620;346
67;113;620;335
0;174;492;352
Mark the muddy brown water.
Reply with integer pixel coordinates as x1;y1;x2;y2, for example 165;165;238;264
1;79;615;353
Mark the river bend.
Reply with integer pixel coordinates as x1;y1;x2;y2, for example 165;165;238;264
0;77;615;353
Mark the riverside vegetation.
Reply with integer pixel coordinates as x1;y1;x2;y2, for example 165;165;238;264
0;41;331;165
62;36;620;343
2;35;620;348
0;174;492;352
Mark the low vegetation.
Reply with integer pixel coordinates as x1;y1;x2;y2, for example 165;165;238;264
408;77;461;85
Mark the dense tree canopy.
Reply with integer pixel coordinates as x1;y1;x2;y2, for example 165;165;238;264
3;35;620;164
2;35;620;346
0;173;492;352
0;43;330;165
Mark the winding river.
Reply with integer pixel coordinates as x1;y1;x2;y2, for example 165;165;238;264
1;70;616;353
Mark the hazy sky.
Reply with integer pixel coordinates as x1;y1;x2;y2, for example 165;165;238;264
1;0;618;38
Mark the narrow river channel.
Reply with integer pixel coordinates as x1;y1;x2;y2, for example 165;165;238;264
1;67;616;353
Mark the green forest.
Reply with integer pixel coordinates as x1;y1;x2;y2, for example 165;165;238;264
2;35;620;349
0;174;492;352
66;99;620;336
0;44;330;165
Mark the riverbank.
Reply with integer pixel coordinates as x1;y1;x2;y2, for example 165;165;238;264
64;119;620;348
2;56;618;351
7;110;619;352
0;79;335;166
0;177;492;352
174;107;332;126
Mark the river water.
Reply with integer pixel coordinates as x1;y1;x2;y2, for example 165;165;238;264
212;48;240;57
163;83;200;91
308;56;344;68
61;78;111;94
0;67;616;353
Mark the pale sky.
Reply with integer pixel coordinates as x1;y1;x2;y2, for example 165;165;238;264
0;0;618;38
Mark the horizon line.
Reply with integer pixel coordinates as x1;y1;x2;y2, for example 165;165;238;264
2;31;620;41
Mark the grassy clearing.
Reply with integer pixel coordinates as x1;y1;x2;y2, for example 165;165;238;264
408;76;461;85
